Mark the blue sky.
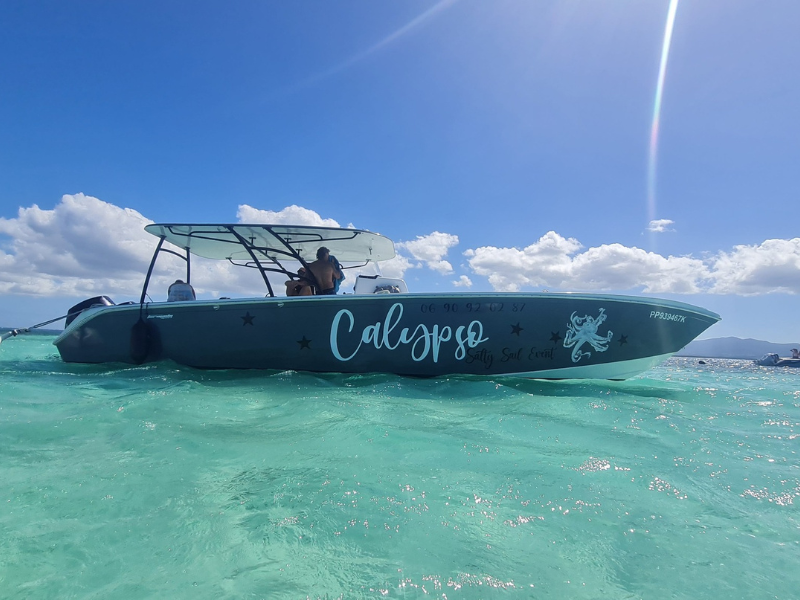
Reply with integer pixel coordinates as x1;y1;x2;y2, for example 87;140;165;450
1;0;799;341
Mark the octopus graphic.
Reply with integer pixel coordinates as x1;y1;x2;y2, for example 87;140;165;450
563;308;614;363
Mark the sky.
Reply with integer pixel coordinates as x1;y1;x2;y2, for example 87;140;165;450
1;0;799;341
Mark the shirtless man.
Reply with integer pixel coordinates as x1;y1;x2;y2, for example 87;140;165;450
307;247;342;295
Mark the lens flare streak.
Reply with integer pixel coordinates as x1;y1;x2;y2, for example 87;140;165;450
647;0;680;225
275;0;459;96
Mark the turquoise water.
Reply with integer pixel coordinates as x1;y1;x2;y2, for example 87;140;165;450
0;334;798;599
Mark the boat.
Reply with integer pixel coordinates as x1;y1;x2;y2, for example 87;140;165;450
754;353;800;367
52;223;720;379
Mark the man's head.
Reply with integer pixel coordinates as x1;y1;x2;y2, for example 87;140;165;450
316;247;330;260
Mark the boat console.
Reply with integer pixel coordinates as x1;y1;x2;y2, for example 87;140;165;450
353;275;408;295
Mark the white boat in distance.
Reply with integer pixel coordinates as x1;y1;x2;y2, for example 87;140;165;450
53;223;720;379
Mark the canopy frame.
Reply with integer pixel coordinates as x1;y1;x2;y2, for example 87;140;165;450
139;223;394;301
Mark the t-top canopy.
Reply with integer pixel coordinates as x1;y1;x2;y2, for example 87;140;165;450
144;223;396;263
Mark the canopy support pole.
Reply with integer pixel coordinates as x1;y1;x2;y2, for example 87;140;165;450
140;236;166;305
229;227;275;297
266;225;320;292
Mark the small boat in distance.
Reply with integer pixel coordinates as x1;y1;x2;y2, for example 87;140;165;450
53;223;720;379
754;353;800;367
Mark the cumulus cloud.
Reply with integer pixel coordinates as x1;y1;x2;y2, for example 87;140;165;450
464;231;709;293
0;196;345;299
237;204;341;227
397;231;459;274
379;253;415;280
0;194;156;296
463;232;800;295
647;219;675;233
709;238;800;295
1;197;799;299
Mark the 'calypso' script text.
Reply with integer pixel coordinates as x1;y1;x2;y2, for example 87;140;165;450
330;302;489;363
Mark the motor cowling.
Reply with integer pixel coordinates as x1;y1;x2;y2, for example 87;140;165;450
65;296;115;327
755;353;779;366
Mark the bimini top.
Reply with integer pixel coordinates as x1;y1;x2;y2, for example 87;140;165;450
144;223;396;263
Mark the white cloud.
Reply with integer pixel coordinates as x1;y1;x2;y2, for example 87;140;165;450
379;254;416;280
464;231;709;293
0;196;337;299
237;204;341;227
647;219;675;233
463;231;582;292
709;238;800;295
1;197;799;299
0;194;156;296
397;231;459;274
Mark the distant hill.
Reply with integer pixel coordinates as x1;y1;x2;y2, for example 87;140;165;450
677;337;800;359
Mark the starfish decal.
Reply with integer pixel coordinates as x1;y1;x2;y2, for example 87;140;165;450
241;312;255;326
297;336;312;350
510;323;524;336
549;331;562;344
617;334;628;346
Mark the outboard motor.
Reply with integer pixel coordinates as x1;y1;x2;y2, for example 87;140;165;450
755;353;779;366
65;296;115;327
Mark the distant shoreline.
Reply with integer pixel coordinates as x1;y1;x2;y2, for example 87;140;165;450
677;336;800;360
